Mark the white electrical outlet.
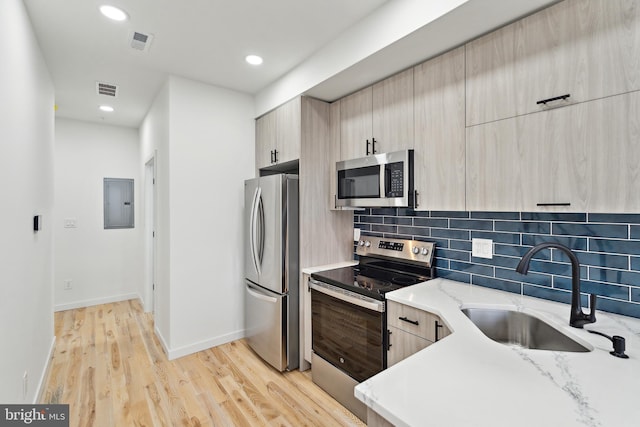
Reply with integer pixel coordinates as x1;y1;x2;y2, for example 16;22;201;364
64;279;72;290
472;238;493;259
353;228;361;242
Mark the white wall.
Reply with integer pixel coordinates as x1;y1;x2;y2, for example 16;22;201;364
0;0;55;403
140;76;254;358
53;119;143;311
140;81;171;345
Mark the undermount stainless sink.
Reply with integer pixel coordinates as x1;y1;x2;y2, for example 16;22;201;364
461;307;590;352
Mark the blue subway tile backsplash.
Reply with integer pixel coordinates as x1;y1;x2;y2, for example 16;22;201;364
354;210;640;319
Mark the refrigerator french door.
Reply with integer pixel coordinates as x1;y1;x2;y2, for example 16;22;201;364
244;174;299;371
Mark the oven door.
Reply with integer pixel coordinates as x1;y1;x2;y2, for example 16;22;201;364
310;280;385;382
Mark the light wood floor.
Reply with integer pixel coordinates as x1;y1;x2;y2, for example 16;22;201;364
40;299;365;427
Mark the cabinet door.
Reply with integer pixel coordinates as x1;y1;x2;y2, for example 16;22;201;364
466;118;531;212
340;87;372;160
255;110;276;170
467;101;593;212
387;326;431;367
328;101;341;210
276;97;301;164
586;91;640;212
466;0;640;126
414;46;465;211
372;68;414;154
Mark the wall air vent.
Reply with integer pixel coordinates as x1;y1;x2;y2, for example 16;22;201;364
96;82;118;97
129;31;154;52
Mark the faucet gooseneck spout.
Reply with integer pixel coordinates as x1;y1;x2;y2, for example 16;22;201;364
515;242;596;328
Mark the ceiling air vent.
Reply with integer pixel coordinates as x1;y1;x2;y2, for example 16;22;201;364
129;31;154;52
96;82;118;97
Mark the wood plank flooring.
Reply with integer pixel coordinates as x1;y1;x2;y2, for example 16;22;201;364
40;299;365;427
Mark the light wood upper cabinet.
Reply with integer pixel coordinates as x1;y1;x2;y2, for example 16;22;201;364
340;86;373;160
255;110;276;171
466;0;640;127
340;69;414;160
276;97;301;164
467;90;640;213
413;46;466;211
255;97;301;170
372;68;414;155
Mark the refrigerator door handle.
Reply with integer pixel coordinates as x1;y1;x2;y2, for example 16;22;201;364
250;186;262;275
257;191;265;266
246;283;278;303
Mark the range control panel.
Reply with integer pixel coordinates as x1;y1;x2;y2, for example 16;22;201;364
356;236;435;267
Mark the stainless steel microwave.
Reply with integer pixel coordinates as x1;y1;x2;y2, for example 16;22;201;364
336;149;414;208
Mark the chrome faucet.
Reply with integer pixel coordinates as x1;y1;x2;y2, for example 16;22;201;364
516;242;596;328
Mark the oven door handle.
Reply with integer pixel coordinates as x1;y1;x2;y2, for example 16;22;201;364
309;279;385;312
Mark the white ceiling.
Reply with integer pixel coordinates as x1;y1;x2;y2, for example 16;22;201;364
24;0;560;129
23;0;388;128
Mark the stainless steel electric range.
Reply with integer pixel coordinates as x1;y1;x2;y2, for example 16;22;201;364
309;236;436;421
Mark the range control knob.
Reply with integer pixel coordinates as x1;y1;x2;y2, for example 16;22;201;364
412;247;420;254
364;240;371;248
421;248;429;256
358;240;365;246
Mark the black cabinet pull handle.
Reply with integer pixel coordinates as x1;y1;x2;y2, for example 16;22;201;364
536;94;570;105
387;329;392;350
372;137;377;154
536;202;571;207
399;316;419;326
273;149;278;163
435;320;443;342
366;139;371;156
413;190;419;208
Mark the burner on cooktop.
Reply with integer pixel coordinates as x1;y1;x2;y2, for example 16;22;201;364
391;276;417;286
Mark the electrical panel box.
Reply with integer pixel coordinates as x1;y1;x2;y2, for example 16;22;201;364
104;178;134;229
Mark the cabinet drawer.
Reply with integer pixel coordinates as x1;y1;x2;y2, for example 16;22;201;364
388;301;444;341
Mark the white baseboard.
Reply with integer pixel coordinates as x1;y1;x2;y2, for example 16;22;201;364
164;329;246;361
34;335;56;403
54;293;140;312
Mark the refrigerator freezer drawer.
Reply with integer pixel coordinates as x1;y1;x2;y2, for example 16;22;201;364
245;282;289;371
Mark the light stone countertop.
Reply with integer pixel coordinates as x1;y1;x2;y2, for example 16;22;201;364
355;278;640;427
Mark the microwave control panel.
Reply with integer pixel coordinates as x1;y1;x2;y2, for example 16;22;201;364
385;162;404;197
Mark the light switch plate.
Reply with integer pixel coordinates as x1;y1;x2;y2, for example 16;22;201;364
353;228;361;242
472;238;493;259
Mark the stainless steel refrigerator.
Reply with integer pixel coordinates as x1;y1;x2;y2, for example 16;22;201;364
244;174;299;371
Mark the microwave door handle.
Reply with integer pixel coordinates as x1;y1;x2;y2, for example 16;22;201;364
382;165;389;198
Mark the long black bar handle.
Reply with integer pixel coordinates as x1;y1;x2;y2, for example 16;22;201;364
372;137;377;154
435;320;443;342
536;93;570;105
387;329;393;350
399;316;419;326
413;190;419;209
273;149;278;163
366;139;371;156
536;202;571;207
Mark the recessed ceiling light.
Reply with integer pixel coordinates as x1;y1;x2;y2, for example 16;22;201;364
245;55;263;66
99;105;114;112
99;5;128;21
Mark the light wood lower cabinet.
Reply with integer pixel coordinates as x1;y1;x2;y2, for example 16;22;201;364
387;325;431;367
387;301;450;367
